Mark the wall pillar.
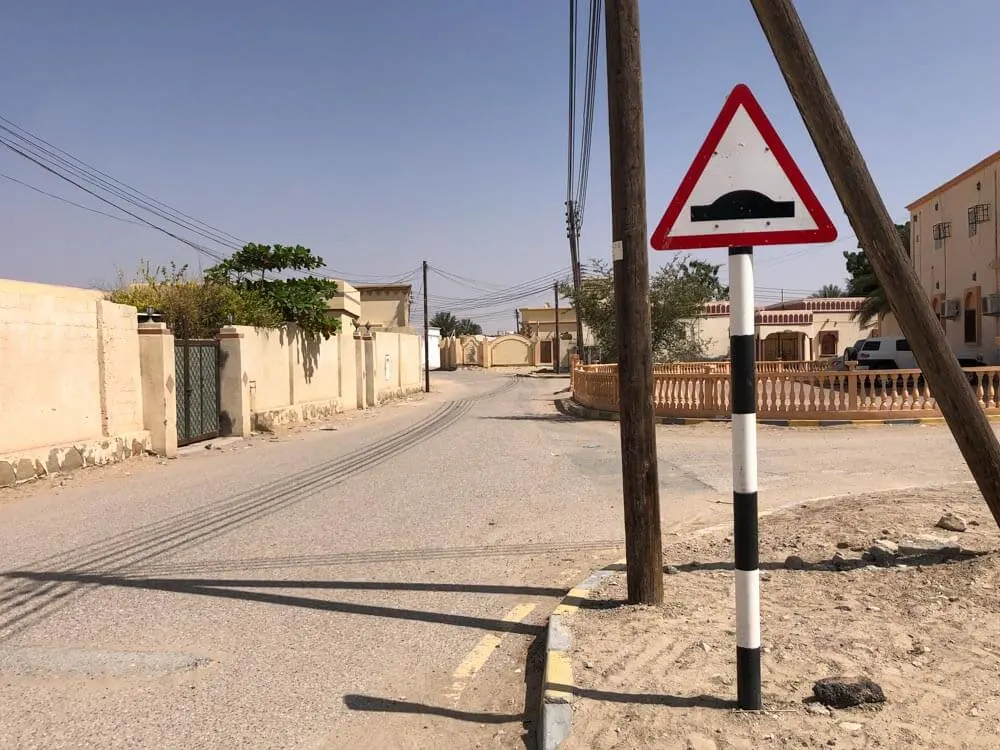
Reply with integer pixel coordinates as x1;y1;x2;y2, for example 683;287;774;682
355;334;367;410
138;322;177;457
218;325;251;436
364;335;376;406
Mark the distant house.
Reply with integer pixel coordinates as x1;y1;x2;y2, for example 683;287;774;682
694;297;876;361
517;304;596;367
354;283;413;331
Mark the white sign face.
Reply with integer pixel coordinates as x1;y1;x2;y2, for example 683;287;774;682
651;84;836;251
670;107;816;237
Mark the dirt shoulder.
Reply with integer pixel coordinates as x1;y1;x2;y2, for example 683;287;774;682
564;485;1000;750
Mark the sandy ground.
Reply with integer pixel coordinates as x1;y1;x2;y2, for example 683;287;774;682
565;485;1000;750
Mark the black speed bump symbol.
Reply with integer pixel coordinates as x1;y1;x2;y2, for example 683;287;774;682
690;190;795;222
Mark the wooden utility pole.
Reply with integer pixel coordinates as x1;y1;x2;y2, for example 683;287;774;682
566;201;588;362
605;0;663;604
749;0;1000;529
553;282;561;374
422;260;430;393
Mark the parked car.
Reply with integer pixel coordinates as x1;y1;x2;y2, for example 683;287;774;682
852;336;983;371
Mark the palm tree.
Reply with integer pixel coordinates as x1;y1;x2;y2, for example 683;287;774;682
812;284;844;298
848;222;910;328
430;311;459;337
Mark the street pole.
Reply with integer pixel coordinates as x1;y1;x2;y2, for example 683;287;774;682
553;282;561;374
566;201;588;362
605;0;663;604
729;246;761;710
750;0;1000;529
422;260;430;393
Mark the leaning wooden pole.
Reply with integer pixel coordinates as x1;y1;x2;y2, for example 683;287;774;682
749;0;1000;529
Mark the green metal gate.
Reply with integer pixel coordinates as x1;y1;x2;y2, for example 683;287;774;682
174;339;221;446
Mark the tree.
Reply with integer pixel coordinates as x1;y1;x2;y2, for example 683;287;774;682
560;257;719;362
205;243;340;338
811;284;844;298
681;258;729;300
844;221;910;327
430;311;481;336
109;260;280;339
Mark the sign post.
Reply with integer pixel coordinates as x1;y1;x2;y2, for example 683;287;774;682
650;83;837;710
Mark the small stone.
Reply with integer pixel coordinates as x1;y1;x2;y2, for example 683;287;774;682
839;722;863;733
806;703;831;716
970;706;980;717
866;605;881;612
584;661;594;670
835;604;852;612
665;565;681;575
836;541;850;549
784;555;807;570
865;539;899;564
813;678;886;708
936;513;968;532
760;572;772;582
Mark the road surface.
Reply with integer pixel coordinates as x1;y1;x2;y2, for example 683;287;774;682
0;370;979;749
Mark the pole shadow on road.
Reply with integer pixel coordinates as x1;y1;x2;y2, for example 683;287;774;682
1;572;550;636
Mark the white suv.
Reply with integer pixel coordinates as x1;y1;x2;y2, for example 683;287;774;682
851;336;983;370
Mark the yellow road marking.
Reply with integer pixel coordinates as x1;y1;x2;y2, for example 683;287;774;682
447;602;536;701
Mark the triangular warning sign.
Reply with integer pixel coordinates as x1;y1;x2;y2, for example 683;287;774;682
650;84;837;251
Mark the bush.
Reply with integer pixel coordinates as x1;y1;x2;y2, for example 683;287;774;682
109;261;281;339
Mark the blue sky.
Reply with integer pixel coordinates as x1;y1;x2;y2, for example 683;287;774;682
2;1;998;330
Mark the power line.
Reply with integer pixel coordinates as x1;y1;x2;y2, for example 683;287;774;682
0;171;145;227
0;115;417;285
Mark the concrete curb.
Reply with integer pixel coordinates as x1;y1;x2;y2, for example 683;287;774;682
554;395;1000;428
539;564;623;750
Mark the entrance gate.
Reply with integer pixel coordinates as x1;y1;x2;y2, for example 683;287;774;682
174;339;221;446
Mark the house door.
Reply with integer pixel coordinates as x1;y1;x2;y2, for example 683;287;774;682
539;340;553;364
174;339;221;446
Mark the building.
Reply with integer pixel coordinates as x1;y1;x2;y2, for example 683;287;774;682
517;304;596;367
353;283;413;331
696;297;876;361
897;149;1000;362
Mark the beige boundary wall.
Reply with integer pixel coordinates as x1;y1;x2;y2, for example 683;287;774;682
0;279;153;485
1;278;425;485
218;325;423;434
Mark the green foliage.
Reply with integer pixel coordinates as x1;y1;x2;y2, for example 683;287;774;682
680;258;729;301
811;284;845;298
844;222;910;327
205;243;340;338
559;257;720;363
430;311;482;337
109;261;280;339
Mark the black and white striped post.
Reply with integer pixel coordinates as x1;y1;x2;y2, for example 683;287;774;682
729;244;761;711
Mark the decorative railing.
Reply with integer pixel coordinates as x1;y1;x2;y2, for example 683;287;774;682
571;363;1000;421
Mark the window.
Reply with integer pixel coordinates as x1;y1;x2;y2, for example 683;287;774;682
862;340;881;351
896;339;911;351
969;204;992;236
819;332;838;356
933;221;951;249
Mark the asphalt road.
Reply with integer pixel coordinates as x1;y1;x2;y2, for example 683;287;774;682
0;369;980;749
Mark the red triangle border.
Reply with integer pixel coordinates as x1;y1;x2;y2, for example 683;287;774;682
650;84;838;251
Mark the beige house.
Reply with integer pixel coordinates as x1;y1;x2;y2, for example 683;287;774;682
696;297;876;361
890;149;1000;362
354;283;413;331
517;304;595;368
